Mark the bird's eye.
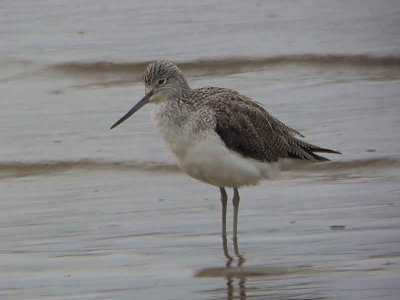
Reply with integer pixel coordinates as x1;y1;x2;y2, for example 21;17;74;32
158;79;166;85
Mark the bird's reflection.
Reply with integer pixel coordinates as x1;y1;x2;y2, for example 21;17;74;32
196;240;318;300
222;237;247;300
224;257;246;300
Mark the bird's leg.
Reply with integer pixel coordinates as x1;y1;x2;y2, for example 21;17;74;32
232;188;244;261
220;187;232;261
232;188;240;240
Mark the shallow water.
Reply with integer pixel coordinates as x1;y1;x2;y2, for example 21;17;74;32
1;0;400;299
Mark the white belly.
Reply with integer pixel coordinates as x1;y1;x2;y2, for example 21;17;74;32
151;103;280;188
177;134;280;187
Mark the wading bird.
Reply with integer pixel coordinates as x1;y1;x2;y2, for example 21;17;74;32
110;60;340;259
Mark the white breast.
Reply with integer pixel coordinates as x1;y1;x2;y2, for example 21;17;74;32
151;102;193;159
150;102;280;188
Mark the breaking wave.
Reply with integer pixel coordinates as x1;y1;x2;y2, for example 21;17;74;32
2;54;400;85
49;54;400;78
0;157;398;179
280;157;400;172
0;160;179;179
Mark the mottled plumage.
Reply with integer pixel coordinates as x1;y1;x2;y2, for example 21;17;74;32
111;60;340;259
186;86;339;163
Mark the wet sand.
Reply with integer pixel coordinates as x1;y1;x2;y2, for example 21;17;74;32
1;0;400;299
1;158;399;299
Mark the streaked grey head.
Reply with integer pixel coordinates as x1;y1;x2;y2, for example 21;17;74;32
110;60;190;129
143;60;190;103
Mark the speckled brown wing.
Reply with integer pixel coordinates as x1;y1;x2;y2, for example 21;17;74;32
196;88;290;162
193;87;340;162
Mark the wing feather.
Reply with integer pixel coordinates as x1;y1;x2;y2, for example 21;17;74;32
191;87;340;162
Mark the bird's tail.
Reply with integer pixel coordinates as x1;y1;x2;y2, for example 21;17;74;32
285;136;341;162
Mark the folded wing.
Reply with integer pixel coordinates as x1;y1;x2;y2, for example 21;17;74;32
202;88;340;162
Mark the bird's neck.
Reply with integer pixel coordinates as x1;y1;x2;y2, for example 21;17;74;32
176;80;192;101
152;94;190;125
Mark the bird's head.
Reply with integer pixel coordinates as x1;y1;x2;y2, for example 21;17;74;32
110;60;189;129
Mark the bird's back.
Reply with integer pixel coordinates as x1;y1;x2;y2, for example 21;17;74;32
188;87;340;163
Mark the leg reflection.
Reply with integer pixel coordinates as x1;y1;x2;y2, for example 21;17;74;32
238;276;246;300
225;188;246;299
224;256;247;300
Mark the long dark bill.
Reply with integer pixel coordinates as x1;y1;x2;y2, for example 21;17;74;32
110;94;150;129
